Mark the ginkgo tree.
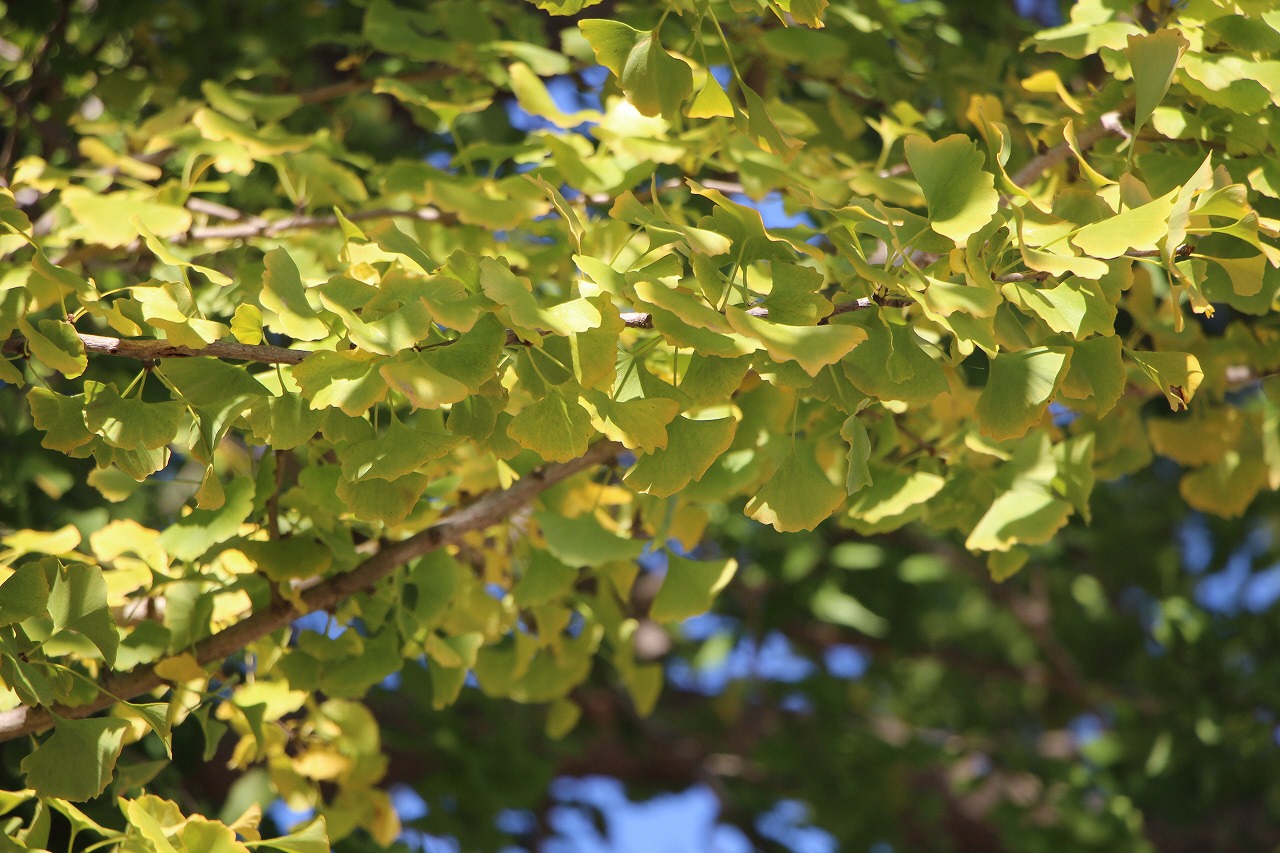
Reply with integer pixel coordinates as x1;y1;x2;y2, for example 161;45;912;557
1;0;1279;848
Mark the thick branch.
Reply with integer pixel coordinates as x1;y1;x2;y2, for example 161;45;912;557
0;439;623;743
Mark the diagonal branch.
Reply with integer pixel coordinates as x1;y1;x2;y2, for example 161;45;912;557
0;439;623;744
1010;105;1131;189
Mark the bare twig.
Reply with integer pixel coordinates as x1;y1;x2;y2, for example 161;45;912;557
993;271;1050;283
0;439;624;743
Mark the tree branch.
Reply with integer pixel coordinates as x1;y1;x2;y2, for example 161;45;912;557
4;298;905;367
1;332;309;365
0;439;623;743
1010;106;1130;189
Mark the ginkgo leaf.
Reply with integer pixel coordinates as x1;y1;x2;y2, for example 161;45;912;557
1128;350;1204;411
260;248;330;341
294;351;388;416
83;382;183;450
1179;448;1268;519
27;388;94;453
0;560;51;626
650;553;737;623
338;418;463;481
1060;335;1126;416
507;387;594;462
535;512;646;566
725;306;866;376
336;472;431;527
965;489;1074;552
625;416;738;497
513;551;578;607
1128;29;1189;132
19;317;87;378
48;561;119;666
581;391;680;453
579;20;693;120
976;347;1071;441
21;716;131;802
1070;189;1178;258
905;134;1000;243
745;441;846;532
841;415;874;494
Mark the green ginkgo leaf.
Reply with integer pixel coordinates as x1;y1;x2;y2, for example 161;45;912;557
1070;189;1178;258
745;441;846;532
21;716;131;802
336;472;431;527
507;387;594;462
338;417;463;481
905;134;1000;243
625;415;737;497
535;512;646;567
0;560;51;626
976;347;1071;441
261;248;330;341
48;561;119;667
650;553;737;623
581;391;680;453
1060;335;1126;416
579;20;693;120
1128;29;1189;132
19;317;87;378
83;382;183;450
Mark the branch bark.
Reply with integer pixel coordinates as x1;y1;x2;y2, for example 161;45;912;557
0;439;623;743
1010;105;1131;189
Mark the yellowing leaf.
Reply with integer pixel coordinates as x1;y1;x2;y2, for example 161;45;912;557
725;306;866;376
1129;350;1204;411
62;188;192;249
581;391;680;453
1070;189;1178;258
509;62;600;128
261;248;330;341
965;489;1074;552
1179;449;1268;519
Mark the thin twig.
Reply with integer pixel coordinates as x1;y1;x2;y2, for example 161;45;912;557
0;439;623;743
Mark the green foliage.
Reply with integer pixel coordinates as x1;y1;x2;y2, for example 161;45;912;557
1;0;1280;848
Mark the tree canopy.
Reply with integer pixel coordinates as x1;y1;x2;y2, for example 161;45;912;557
2;0;1280;849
